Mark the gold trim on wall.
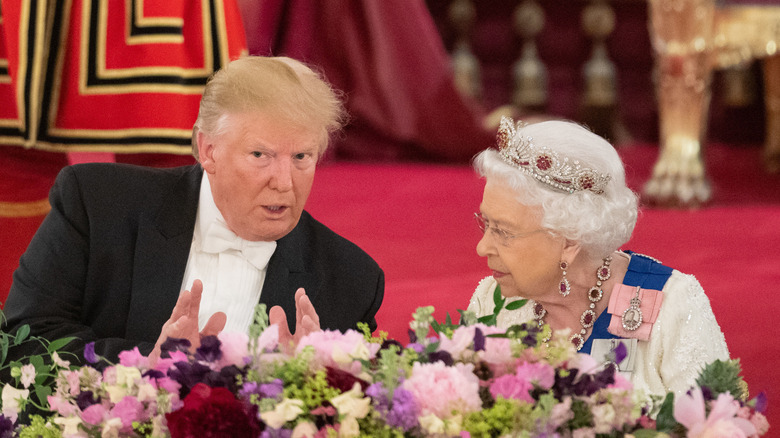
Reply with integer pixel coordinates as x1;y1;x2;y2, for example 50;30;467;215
0;199;51;218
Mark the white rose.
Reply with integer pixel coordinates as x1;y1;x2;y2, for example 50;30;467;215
349;341;371;362
20;363;36;389
338;416;360;438
53;416;84;437
101;417;124;438
330;383;370;419
1;384;30;422
260;398;305;429
114;365;142;388
291;421;318;438
418;413;445;435
104;384;128;404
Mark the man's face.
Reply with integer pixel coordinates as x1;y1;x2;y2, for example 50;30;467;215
198;112;320;242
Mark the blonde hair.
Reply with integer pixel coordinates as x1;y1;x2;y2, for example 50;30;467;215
192;56;347;159
474;120;639;259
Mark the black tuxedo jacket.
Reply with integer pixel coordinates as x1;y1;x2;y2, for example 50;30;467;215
3;163;384;363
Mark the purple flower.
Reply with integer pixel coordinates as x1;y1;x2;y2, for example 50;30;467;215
75;390;100;410
260;429;293;438
259;379;284;399
614;341;628;364
386;387;419;431
238;382;259;400
167;361;214;397
84;342;98;363
407;343;425;354
142;369;165;380
160;337;192;358
428;350;453;366
0;415;15;438
195;335;223;363
522;333;538;346
366;382;390;414
473;327;485;352
754;392;768;413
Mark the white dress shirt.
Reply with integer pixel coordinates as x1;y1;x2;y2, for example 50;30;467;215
180;174;277;334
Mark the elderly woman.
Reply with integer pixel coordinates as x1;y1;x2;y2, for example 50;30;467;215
467;117;729;399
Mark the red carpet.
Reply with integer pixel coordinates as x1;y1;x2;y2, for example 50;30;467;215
2;144;779;428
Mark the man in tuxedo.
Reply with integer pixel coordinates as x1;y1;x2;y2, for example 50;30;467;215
2;56;384;364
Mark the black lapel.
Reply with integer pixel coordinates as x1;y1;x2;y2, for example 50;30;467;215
125;165;202;342
259;211;317;332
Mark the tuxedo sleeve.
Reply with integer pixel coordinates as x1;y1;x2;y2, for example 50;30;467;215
3;166;154;365
365;268;384;333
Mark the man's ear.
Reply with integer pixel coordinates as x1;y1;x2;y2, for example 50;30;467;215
197;130;216;174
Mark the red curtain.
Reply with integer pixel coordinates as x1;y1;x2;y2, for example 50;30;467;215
238;0;493;162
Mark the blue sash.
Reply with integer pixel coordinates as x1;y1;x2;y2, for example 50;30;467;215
580;252;673;354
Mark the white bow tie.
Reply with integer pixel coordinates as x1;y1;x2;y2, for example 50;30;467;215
201;220;277;271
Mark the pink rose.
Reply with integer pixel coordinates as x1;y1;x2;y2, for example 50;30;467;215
515;361;555;390
403;362;482;418
217;332;250;368
118;347;149;368
489;374;533;403
110;396;146;431
81;404;108;425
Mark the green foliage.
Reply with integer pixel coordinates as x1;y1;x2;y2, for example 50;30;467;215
248;303;269;356
1;307;77;418
356;412;407;438
283;370;341;410
463;397;529;437
269;346;314;388
566;399;594;430
696;359;747;401
410;306;435;343
18;415;62;438
372;344;405;396
632;430;671;438
357;322;387;344
654;393;681;434
476;285;527;327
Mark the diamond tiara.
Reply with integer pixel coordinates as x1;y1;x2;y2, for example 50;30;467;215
496;117;611;195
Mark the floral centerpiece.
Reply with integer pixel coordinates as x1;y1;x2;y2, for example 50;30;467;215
0;296;770;438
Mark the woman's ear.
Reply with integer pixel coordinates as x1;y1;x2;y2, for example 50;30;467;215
561;239;582;264
197;130;217;174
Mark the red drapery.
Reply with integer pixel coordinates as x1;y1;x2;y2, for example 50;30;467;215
238;0;494;162
0;0;246;218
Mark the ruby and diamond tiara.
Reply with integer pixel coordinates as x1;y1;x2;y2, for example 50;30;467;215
496;117;611;195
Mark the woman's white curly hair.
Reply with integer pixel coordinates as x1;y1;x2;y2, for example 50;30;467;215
474;119;638;259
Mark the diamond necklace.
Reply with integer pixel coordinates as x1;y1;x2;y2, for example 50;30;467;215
532;256;612;351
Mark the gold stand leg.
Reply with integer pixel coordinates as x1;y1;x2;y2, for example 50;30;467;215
643;0;717;207
763;55;780;173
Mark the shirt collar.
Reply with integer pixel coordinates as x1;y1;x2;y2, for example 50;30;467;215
194;173;223;248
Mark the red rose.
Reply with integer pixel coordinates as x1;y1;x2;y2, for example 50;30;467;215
166;383;261;437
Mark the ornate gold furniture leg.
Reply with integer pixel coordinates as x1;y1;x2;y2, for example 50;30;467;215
644;0;716;207
764;55;780;173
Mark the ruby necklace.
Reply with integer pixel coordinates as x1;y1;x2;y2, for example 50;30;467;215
532;256;612;351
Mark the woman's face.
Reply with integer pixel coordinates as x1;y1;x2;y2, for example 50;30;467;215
476;179;566;298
